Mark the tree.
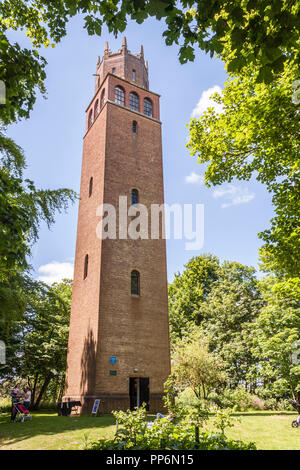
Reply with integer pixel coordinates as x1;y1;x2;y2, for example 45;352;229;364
168;254;220;341
169;255;262;387
187;64;300;278
0;33;46;125
199;263;262;389
252;276;300;400
0;129;76;326
172;331;227;400
0;131;76;276
12;279;72;409
1;1;298;111
1;1;299;125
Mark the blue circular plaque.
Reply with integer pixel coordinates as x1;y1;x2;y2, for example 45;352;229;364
110;356;117;365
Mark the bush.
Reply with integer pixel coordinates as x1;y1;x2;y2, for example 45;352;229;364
0;398;11;413
263;398;294;411
0;397;57;413
277;399;294;411
208;387;264;411
83;406;256;451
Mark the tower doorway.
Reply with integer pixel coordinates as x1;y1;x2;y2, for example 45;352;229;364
129;377;149;411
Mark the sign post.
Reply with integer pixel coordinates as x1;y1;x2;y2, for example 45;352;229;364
91;399;101;416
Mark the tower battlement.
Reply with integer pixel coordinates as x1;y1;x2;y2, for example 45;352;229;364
95;37;149;93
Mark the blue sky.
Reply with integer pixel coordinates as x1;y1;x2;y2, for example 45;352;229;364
8;16;273;283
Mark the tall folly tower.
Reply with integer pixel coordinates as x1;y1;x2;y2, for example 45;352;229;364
64;39;170;413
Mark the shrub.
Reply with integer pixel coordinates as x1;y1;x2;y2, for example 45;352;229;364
0;398;11;413
263;398;294;411
277;399;294;411
83;406;256;451
212;409;238;435
208;387;264;411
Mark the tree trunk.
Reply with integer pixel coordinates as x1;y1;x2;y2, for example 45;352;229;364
32;373;39;405
58;377;65;402
33;376;51;410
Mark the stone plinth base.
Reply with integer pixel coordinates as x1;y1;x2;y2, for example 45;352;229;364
62;394;166;415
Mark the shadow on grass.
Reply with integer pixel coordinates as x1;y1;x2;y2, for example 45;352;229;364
0;411;115;448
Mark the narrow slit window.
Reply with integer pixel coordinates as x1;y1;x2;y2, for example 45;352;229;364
131;270;140;296
132;69;136;81
94;100;99;120
131;188;139;205
129;92;139;112
89;177;93;197
88;109;93;129
132;120;137;134
84;254;89;279
100;89;105;109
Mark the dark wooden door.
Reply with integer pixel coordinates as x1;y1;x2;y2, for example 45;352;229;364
140;378;150;411
129;377;137;410
129;377;150;410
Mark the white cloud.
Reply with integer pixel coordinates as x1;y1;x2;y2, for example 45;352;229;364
213;184;255;208
185;172;204;184
37;261;74;284
191;85;223;118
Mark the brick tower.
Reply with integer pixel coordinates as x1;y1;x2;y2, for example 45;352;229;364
64;39;171;413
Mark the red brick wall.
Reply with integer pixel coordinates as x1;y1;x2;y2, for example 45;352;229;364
65;51;170;414
94;45;149;94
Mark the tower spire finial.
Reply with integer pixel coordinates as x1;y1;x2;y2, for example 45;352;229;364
122;36;127;52
104;41;109;57
140;44;144;58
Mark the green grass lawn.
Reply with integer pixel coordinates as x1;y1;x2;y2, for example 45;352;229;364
0;411;116;450
0;410;299;450
221;412;300;450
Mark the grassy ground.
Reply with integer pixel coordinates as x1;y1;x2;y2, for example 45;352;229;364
209;412;300;451
0;411;116;450
0;410;299;450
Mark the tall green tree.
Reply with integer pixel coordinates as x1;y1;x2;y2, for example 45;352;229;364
0;129;76;328
168;254;220;341
0;131;75;278
252;276;300;400
187;64;300;278
1;0;299;123
169;255;262;387
7;279;73;409
199;263;262;389
172;331;227;400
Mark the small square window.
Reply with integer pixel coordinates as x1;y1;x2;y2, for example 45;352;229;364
112;68;116;74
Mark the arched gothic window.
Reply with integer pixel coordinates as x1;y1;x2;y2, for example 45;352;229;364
144;98;153;117
131;270;140;296
129;92;139;112
115;86;125;106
